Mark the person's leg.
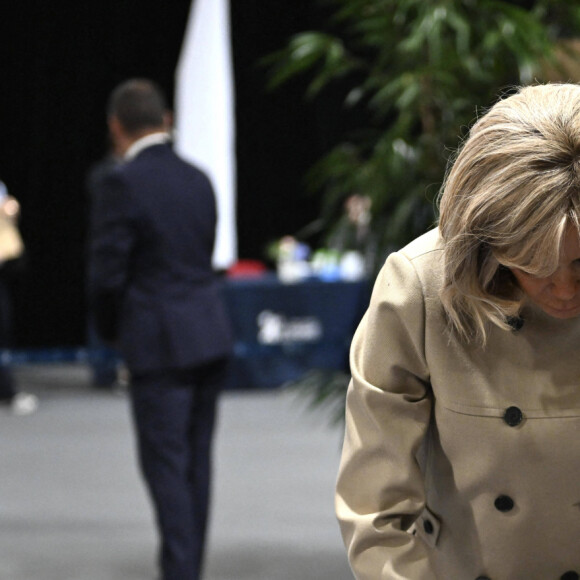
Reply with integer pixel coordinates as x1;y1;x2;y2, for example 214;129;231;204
0;366;16;401
87;312;119;389
184;359;228;577
0;277;16;402
130;373;198;580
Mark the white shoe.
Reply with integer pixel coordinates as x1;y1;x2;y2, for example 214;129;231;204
10;392;39;416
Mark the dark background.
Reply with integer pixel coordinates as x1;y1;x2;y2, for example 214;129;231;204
0;1;344;348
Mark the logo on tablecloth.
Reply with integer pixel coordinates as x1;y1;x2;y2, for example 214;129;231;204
257;310;323;344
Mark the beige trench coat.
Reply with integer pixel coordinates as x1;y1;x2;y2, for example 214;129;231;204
336;228;580;580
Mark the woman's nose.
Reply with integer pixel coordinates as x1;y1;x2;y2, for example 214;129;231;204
550;269;579;300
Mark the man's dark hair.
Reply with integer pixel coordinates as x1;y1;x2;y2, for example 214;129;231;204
107;78;167;134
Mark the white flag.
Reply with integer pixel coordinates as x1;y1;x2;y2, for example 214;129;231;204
174;0;237;269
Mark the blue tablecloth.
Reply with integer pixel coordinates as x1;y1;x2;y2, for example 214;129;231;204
222;275;370;389
2;275;370;391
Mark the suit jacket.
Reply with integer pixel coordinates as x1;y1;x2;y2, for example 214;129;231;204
336;228;580;579
89;142;233;373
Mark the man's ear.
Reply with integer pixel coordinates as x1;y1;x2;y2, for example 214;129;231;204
108;116;131;156
108;115;123;141
162;110;174;132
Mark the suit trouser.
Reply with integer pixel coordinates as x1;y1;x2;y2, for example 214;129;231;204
129;359;228;580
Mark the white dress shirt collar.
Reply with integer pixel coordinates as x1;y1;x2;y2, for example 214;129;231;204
124;132;171;161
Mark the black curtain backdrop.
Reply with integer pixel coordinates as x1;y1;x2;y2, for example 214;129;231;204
0;1;341;348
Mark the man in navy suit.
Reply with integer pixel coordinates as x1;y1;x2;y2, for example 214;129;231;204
89;78;233;580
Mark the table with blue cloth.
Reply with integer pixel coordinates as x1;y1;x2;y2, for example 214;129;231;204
221;274;370;390
74;274;369;391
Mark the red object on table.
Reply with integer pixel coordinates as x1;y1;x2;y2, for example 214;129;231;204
226;259;268;278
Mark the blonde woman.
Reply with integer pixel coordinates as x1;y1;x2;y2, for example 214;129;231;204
336;83;580;580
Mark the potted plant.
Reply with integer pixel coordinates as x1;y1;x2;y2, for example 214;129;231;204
266;0;580;424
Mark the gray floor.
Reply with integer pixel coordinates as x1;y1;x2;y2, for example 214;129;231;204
0;364;353;580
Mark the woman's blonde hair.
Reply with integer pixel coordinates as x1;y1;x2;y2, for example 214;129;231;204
438;83;580;343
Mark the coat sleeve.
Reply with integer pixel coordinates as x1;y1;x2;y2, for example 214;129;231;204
336;250;434;579
88;170;136;342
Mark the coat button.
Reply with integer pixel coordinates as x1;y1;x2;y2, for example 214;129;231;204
561;572;579;580
423;519;434;534
503;406;523;427
494;495;514;512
